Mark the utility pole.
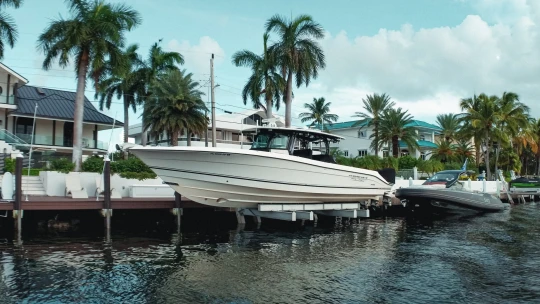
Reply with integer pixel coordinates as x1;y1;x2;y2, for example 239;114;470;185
210;54;216;147
205;77;209;147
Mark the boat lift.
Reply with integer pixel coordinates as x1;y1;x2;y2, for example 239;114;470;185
236;201;376;223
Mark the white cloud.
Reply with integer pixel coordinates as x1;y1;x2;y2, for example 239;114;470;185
167;36;225;76
295;0;540;123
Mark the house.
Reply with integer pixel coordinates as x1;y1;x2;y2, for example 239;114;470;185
323;119;442;159
128;109;284;149
0;62;122;163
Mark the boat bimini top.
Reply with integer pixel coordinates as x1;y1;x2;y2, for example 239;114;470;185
242;126;343;163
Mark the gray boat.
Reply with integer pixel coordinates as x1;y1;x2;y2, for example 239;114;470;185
395;170;506;214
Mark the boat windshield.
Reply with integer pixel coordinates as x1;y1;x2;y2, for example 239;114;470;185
251;133;290;150
424;172;461;187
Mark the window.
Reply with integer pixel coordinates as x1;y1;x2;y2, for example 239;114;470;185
232;133;240;141
383;150;389;158
269;134;289;149
419;135;425;141
421;151;426;160
358;130;367;138
344;150;349;157
358;149;368;157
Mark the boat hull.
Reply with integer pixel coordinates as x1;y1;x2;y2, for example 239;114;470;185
395;187;506;214
129;147;392;208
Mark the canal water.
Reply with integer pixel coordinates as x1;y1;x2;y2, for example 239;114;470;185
1;204;540;304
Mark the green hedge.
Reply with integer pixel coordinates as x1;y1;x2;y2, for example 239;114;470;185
81;155;156;180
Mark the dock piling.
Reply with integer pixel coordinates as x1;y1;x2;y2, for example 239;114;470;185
14;154;23;234
102;156;112;231
173;192;182;231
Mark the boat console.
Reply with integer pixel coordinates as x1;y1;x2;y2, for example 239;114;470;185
244;126;343;164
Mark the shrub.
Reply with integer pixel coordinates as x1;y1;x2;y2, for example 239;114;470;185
118;171;156;180
23;168;41;176
399;155;418;169
381;156;399;171
4;157;14;173
82;156;104;172
50;158;74;173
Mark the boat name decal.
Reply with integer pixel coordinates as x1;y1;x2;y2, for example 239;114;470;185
349;175;367;181
211;152;231;156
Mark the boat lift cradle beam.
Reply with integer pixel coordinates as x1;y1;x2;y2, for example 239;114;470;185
236;201;373;223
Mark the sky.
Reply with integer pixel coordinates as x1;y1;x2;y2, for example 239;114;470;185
3;0;540;146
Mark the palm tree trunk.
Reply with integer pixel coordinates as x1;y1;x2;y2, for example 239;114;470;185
475;141;481;167
392;135;399;158
494;144;499;177
187;129;192;146
123;95;129;160
374;120;379;156
265;90;273;119
72;50;89;172
285;69;293;128
484;132;491;181
171;130;179;146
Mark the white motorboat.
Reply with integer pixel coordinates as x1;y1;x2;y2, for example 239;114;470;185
126;126;394;208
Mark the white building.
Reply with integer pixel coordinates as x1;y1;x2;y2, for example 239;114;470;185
0;62;121;166
128;109;284;149
325;119;442;159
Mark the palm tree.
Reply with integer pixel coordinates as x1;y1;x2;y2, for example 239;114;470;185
298;97;338;130
142;69;208;146
353;93;395;156
493;92;530;174
265;14;325;127
531;119;540;175
378;108;419;158
459;94;486;166
95;44;145;144
454;140;475;164
430;140;455;163
0;0;22;59
37;0;141;171
436;113;461;142
232;33;284;118
459;93;500;180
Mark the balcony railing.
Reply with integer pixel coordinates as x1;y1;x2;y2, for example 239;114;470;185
0;94;15;105
15;133;108;150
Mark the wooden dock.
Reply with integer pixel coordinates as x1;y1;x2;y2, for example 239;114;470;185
0;196;211;211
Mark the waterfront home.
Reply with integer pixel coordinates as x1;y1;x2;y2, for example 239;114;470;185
325;119;442;159
0;63;122;161
128;109;284;149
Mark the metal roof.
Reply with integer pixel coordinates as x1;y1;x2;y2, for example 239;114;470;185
12;85;123;126
399;140;439;149
318;118;441;132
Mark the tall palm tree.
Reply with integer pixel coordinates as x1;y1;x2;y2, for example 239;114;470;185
37;0;141;171
493;92;530;174
436;113;461;142
459;94;485;166
142;69;207;146
459;93;500;180
0;0;22;59
378;108;419;158
353;93;395;156
298;97;338;130
265;14;325;127
531;119;540;175
232;33;284;118
95;44;145;144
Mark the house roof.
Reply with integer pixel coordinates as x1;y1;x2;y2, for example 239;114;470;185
318;118;442;132
399;140;439;149
12;85;123;126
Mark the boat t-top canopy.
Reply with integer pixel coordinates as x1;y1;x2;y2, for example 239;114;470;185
242;126;344;143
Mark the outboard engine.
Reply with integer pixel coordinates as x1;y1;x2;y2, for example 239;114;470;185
378;168;396;184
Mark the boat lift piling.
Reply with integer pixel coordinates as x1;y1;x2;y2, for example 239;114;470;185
101;156;112;233
172;192;183;233
13;154;23;240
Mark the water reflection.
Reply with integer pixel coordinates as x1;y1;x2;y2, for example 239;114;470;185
0;204;539;303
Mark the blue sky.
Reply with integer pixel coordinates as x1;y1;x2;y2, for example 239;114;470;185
3;0;540;144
